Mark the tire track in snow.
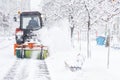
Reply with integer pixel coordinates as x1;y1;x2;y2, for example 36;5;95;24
3;59;21;80
30;60;51;80
3;59;51;80
14;59;30;80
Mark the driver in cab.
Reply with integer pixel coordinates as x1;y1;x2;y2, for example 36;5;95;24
27;17;39;29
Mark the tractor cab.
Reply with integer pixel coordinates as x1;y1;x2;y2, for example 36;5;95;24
14;11;48;59
15;11;43;44
20;11;42;30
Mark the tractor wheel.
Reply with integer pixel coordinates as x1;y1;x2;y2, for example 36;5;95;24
16;49;24;59
16;49;21;58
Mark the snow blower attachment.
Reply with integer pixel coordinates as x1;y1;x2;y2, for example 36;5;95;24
14;11;49;59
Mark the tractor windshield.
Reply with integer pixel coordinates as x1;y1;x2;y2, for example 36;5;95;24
22;16;41;30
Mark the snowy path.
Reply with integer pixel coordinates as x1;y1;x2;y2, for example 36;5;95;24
3;59;51;80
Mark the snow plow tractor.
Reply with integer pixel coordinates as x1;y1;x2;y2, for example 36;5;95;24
14;11;49;59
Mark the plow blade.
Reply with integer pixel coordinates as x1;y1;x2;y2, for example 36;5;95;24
14;43;49;59
16;50;32;58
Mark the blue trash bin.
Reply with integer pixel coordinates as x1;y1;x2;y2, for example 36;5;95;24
96;36;105;45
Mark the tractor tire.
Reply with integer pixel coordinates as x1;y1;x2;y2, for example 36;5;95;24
16;50;21;58
16;49;24;59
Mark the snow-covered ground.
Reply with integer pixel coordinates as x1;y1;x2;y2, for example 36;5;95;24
0;36;16;80
41;19;120;80
0;36;51;80
0;18;120;80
